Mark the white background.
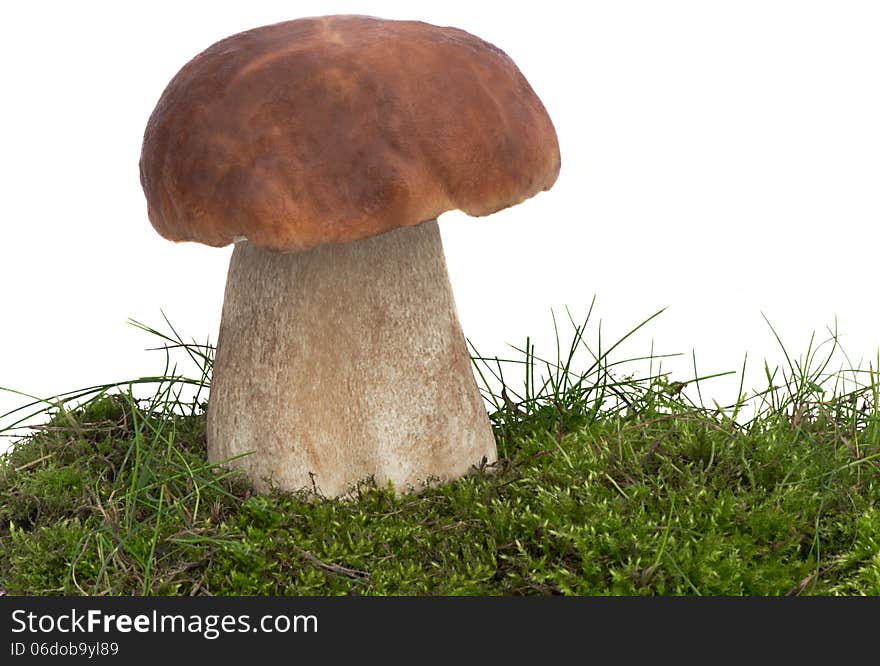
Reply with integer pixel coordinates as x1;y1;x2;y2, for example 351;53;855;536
1;1;878;443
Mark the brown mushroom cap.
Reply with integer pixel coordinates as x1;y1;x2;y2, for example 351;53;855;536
139;15;561;252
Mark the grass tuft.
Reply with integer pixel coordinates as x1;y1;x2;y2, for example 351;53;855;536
1;306;878;595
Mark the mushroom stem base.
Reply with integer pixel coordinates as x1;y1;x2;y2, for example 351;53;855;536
207;220;497;497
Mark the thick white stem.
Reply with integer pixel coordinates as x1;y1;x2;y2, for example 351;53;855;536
206;220;497;497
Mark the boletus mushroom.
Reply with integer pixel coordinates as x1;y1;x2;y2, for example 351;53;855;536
139;15;560;497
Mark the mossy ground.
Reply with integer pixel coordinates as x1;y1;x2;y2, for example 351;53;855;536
1;313;878;595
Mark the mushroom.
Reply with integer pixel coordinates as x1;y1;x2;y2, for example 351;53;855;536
139;15;560;497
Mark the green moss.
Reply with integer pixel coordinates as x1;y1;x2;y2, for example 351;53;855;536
2;311;878;595
0;382;877;596
4;520;90;594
